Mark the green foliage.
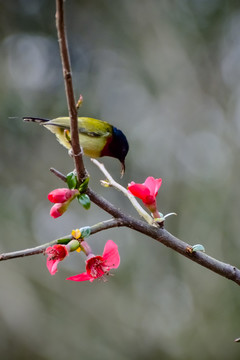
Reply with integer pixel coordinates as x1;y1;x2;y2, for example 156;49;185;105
80;226;91;238
77;194;91;210
66;171;78;190
78;177;90;193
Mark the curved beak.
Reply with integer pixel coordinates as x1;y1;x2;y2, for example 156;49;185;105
120;161;125;178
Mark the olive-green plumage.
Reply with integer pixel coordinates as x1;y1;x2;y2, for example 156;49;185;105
23;116;129;174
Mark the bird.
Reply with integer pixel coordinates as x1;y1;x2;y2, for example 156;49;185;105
23;116;129;175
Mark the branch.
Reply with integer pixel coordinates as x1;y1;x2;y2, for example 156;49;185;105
47;167;240;286
55;0;87;181
87;188;240;286
4;162;240;286
90;218;126;234
0;236;71;260
0;219;125;261
50;167;67;182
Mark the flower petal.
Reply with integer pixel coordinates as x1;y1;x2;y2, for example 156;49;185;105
45;245;68;275
128;183;150;200
66;272;93;282
102;240;120;269
144;177;162;197
47;258;60;275
154;178;162;195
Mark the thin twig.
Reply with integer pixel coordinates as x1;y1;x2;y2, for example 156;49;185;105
56;0;86;181
90;218;126;234
0;239;63;260
50;167;67;182
0;246;46;260
0;219;124;261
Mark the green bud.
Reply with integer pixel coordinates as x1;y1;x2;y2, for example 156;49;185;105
80;226;91;238
192;244;205;253
67;239;80;252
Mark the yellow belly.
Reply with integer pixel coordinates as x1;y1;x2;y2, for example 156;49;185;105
44;124;109;158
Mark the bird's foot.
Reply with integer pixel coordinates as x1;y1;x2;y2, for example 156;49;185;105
68;147;83;158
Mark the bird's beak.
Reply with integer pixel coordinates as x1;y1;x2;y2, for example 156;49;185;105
120;161;125;178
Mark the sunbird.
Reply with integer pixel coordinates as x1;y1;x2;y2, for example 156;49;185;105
23;116;129;175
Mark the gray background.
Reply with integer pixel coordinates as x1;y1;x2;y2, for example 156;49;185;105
1;1;240;359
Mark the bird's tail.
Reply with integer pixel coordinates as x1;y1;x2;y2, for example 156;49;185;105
23;117;50;124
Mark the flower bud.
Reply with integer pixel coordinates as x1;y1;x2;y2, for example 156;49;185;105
80;240;92;256
50;203;68;218
66;240;80;252
48;188;79;204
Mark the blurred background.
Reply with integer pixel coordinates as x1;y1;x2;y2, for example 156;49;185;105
1;0;240;359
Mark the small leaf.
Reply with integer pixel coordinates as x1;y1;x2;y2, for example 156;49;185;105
76;94;83;109
78;177;90;193
77;194;91;210
192;244;205;253
100;180;110;187
80;226;91;238
56;236;72;245
66;171;78;189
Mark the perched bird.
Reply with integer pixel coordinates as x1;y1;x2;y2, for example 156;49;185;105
23;116;129;175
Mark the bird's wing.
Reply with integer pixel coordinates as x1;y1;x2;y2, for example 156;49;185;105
48;117;112;138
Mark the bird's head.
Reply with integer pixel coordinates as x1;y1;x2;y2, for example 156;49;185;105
102;126;129;176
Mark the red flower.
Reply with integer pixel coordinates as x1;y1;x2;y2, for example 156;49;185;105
66;240;120;282
48;188;79;203
45;244;69;275
128;176;162;216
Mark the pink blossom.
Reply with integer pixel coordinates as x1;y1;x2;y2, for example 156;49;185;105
45;244;69;275
50;203;68;218
66;240;120;282
128;176;162;216
48;188;79;203
48;188;79;219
